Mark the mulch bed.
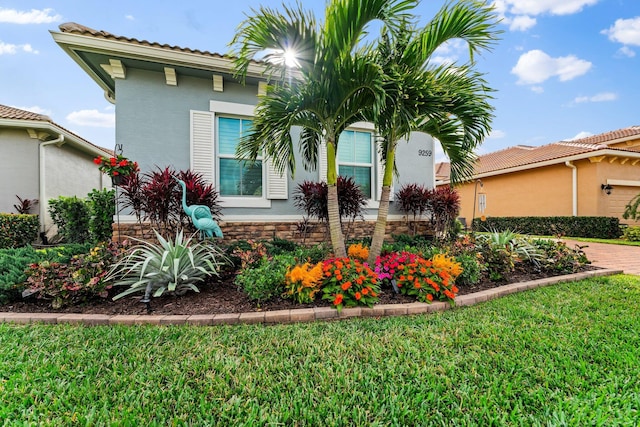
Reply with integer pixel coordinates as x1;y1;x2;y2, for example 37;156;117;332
2;266;596;316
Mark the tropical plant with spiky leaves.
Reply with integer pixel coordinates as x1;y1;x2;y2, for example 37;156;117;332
230;0;418;257
108;230;226;300
366;1;500;264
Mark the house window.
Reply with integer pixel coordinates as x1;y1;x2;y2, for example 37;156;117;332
337;129;373;197
217;117;263;197
478;193;486;213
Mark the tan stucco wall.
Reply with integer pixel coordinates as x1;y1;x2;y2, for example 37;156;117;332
452;152;640;225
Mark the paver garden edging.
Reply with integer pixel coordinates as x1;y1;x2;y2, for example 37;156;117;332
0;269;622;327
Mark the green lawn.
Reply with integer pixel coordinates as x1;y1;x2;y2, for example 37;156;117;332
2;275;640;426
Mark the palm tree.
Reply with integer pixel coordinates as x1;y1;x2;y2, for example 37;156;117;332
366;1;500;264
230;0;417;258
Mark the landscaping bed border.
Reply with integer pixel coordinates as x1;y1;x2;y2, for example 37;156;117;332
0;268;621;326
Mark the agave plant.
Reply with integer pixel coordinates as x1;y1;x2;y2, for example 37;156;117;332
108;230;226;300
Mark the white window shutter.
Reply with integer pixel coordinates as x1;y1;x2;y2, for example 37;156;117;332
319;139;328;182
376;146;393;201
190;110;215;185
265;159;288;199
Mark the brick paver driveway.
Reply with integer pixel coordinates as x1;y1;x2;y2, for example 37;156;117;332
563;240;640;275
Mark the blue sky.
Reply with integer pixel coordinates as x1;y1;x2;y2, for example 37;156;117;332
1;0;639;163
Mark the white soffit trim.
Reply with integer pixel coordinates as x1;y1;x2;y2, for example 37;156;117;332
51;31;268;78
164;67;177;86
213;74;223;92
258;81;267;96
109;59;126;79
209;100;256;116
606;179;640;187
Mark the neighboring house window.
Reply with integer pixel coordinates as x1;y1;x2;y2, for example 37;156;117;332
217;117;262;197
337;129;373;198
478;193;486;213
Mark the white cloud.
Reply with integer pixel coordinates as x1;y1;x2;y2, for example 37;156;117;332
617;46;636;58
431;39;468;65
0;7;61;24
511;49;592;84
568;131;593;140
488;129;506;139
0;41;39;55
508;15;536;31
573;92;618;103
66;109;115;128
493;0;598;31
497;0;598;16
11;105;52;116
531;86;544;93
125;15;135;21
602;17;640;47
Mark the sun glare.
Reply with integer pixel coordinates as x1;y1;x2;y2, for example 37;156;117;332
283;48;299;68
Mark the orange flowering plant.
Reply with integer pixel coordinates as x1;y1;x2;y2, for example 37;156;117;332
284;262;324;304
381;251;461;305
321;257;380;312
93;154;139;177
347;243;369;261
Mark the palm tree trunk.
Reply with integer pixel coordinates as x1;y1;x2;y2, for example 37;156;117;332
368;185;390;265
367;143;396;265
326;138;346;258
327;184;346;257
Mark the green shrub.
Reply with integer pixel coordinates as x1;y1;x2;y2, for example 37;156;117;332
455;253;483;286
0;243;91;304
49;196;91;243
476;230;542;282
109;230;226;301
87;188;115;242
235;254;296;303
623;225;640;242
473;216;622;239
0;214;39;249
531;239;589;274
23;242;127;309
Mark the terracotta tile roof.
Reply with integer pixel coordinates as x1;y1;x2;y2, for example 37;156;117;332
436;126;640;181
567;125;640;146
0;104;52;122
0;104;111;155
58;22;234;61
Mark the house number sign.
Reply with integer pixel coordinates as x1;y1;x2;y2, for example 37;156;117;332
418;149;432;157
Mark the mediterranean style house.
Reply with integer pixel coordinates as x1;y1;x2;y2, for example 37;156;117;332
436;126;640;225
51;23;436;241
0;104;112;235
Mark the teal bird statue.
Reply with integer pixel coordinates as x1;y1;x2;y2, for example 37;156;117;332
175;178;223;239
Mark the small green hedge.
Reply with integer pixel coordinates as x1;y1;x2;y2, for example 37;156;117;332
472;216;622;239
0;243;92;304
0;214;39;249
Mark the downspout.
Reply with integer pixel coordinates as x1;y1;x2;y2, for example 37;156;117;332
565;161;577;216
39;134;65;233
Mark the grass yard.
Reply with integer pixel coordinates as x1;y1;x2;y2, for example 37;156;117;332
2;275;640;426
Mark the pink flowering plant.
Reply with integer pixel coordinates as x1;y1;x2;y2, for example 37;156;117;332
321;257;380;312
93;154;139;177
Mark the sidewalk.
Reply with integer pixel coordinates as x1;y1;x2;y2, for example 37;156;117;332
563;240;640;275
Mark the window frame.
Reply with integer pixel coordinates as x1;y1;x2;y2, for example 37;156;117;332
216;115;265;199
337;128;375;200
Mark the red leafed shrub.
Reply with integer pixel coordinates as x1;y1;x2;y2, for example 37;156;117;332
395;183;430;234
427;186;461;239
119;166;221;237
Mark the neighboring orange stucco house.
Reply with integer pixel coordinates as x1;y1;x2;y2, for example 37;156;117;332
436;126;640;226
